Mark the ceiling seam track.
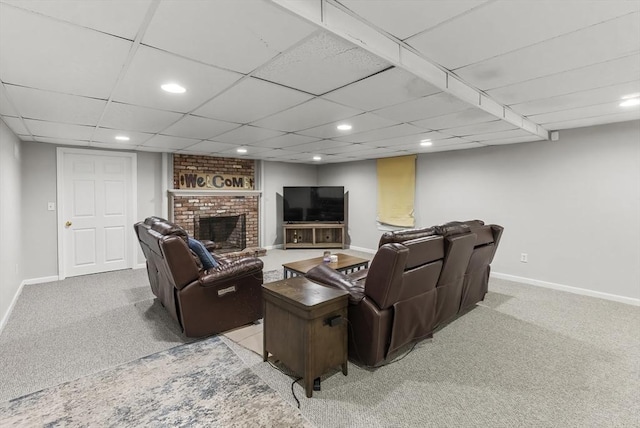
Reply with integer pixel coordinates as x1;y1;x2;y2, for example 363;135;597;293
270;0;549;141
89;0;161;145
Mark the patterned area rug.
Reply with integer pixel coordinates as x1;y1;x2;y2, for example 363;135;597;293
0;336;310;427
263;268;284;283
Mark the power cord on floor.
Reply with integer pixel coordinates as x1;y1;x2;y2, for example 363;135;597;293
267;360;303;408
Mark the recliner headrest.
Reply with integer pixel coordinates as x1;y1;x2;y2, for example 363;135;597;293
150;220;188;241
378;227;436;247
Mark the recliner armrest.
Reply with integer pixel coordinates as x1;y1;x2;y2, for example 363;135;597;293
306;264;365;304
199;258;263;286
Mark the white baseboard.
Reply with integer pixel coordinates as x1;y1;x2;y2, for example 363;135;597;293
22;275;60;286
133;263;146;270
491;272;640;307
264;244;283;250
0;281;25;336
346;245;376;254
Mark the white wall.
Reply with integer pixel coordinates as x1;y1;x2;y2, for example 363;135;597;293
318;120;640;301
0;120;23;330
318;160;378;251
19;142;164;278
261;160;317;247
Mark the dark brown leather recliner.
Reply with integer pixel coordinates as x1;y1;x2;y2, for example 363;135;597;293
134;217;263;338
305;220;503;366
306;235;445;367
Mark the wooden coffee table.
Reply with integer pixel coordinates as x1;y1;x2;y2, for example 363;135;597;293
282;253;369;279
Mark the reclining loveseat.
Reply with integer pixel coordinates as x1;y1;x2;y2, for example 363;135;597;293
134;217;264;337
306;220;503;366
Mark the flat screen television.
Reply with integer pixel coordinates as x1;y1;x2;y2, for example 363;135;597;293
283;186;345;222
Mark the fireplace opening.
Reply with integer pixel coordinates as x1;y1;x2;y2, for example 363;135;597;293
196;214;246;254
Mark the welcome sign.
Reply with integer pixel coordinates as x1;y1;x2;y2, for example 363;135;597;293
178;171;254;190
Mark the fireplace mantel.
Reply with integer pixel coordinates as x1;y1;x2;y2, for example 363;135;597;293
168;189;262;197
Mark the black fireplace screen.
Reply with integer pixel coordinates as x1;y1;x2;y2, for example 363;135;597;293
195;214;246;253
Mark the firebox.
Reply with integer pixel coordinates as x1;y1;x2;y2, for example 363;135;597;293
195;214;246;253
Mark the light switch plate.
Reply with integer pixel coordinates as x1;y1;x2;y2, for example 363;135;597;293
48;202;55;211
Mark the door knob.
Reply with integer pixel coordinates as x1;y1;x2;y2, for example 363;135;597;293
65;221;72;227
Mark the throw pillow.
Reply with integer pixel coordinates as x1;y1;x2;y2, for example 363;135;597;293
187;237;219;270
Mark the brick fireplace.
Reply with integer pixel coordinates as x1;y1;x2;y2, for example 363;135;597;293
171;154;259;250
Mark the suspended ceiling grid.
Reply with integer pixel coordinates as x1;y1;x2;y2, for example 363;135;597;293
0;0;638;164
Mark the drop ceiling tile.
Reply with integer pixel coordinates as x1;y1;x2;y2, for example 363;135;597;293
323;67;440;111
113;46;243;114
285;140;346;153
333;123;426;143
254;32;390;95
440;120;517;137
347;144;409;157
143;0;316;74
5;85;106;126
217;145;274;157
1;116;28;135
411;108;498;130
298;112;400;139
529;101;640;125
3;0;152;40
194;77;313;123
471;129;533;142
251;98;362;132
455;12;640;90
251;133;319;149
488;54;640;105
89;141;139;150
214;125;285;145
318;143;370;155
251;148;300;159
0;4;131;98
339;0;488;40
34;136;89;146
23;119;94;140
407;1;640;69
390;137;478;152
92;128;154;146
141;135;202;151
510;81;640;116
374;93;471;123
161;115;240;140
0;85;18;116
179;140;237;154
100;102;183;133
372;131;453;148
307;154;343;164
542;110;640;130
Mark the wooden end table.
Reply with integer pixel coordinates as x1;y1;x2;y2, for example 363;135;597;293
282;253;369;279
262;276;349;398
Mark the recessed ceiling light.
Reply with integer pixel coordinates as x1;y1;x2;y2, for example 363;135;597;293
236;148;247;154
420;139;432;146
115;135;130;141
313;156;322;161
161;83;186;94
619;98;640;107
337;124;352;131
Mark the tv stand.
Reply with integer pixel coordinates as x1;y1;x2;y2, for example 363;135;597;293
283;223;345;249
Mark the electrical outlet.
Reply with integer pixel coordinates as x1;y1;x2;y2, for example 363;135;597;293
520;253;528;263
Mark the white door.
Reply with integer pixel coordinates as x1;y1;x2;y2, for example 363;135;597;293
58;149;136;278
